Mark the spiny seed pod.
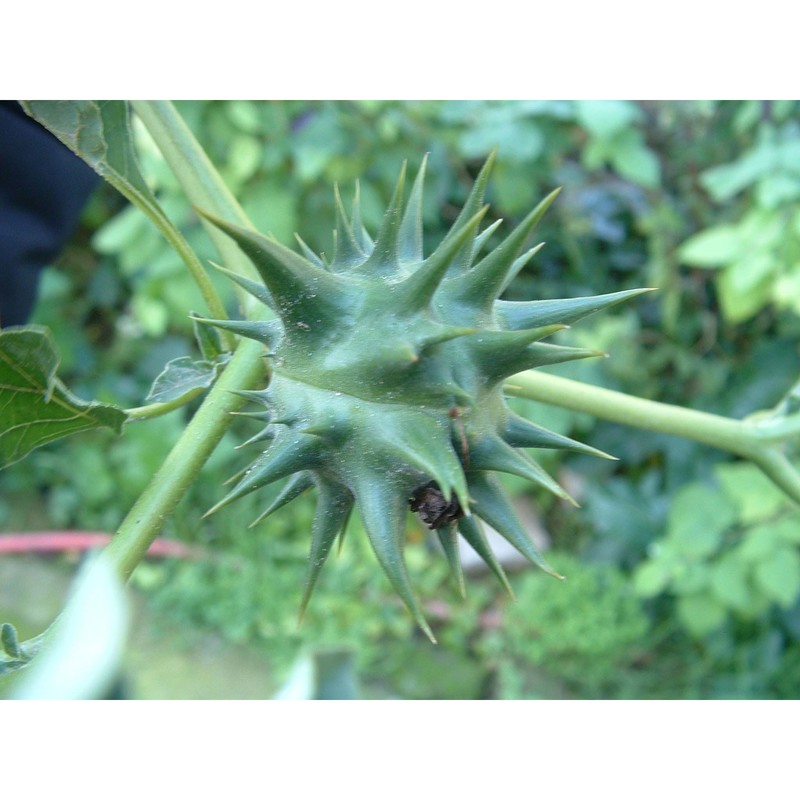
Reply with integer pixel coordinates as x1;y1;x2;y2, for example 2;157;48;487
197;154;650;642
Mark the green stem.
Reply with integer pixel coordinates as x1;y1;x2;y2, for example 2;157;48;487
103;102;275;582
20;101;231;348
132;101;250;225
105;338;265;579
505;370;758;458
125;389;207;421
130;101;262;306
505;369;800;505
143;208;233;349
748;413;800;443
749;449;800;505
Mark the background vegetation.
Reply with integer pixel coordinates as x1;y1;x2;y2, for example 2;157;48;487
3;99;800;698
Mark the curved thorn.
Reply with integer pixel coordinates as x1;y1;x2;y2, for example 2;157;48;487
449;187;561;306
436;524;466;599
203;432;323;517
298;481;354;621
457;515;515;598
470;435;578;505
503;412;616;460
351;180;374;253
208;260;274;310
294;234;326;268
360;162;407;275
468;472;563;578
396;206;488;313
332;183;365;268
499;243;546;294
249;472;315;528
351;473;437;643
399;154;428;264
192;316;282;347
196;208;346;324
444;150;497;240
495;288;658;330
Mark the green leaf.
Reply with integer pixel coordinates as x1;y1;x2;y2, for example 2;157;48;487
772;516;800;545
774;271;800;316
717;255;776;322
458;118;544;164
753;547;800;608
608;130;661;188
633;559;673;598
676;592;727;637
715;462;788;524
21;101;229;326
93;203;151;254
226;100;263;134
725;252;779;296
679;225;742;267
710;554;753;613
145;355;230;405
756;173;800;208
737;522;782;563
700;143;776;200
226;134;263;186
670;562;711;594
22;101;155;199
0;326;128;469
290;109;346;182
666;483;737;558
242;178;299;245
574;100;640;140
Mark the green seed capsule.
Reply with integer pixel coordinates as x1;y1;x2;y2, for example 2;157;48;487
197;154;646;640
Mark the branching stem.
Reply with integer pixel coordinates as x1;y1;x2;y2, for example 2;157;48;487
125;389;206;421
505;369;800;504
106;338;265;579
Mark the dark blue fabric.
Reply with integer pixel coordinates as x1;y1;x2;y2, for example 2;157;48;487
0;101;99;326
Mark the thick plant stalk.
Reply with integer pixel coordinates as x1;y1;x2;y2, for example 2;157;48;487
104;103;276;579
505;369;800;504
105;338;265;579
130;100;263;312
505;370;755;456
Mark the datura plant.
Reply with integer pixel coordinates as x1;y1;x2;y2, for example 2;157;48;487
195;154;649;641
6;102;800;690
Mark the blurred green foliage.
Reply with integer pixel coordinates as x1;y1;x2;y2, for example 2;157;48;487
487;552;650;698
679;102;800;322
3;99;800;698
635;464;800;637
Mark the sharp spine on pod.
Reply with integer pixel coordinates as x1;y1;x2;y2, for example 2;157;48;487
197;154;649;642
